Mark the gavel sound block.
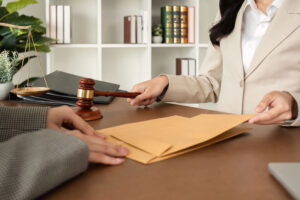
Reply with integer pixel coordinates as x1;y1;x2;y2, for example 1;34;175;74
74;78;140;121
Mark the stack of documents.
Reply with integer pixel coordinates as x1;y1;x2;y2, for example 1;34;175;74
100;114;254;164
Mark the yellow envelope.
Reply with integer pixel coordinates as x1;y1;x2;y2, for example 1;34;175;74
100;114;254;164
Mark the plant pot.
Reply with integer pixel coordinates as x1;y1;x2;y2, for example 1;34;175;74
152;35;163;43
0;82;14;100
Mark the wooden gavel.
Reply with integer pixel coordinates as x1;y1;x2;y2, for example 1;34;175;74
74;78;140;121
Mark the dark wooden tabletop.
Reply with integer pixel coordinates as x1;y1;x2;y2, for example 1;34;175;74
2;99;300;200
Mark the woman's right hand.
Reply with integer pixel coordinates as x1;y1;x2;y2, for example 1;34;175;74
127;76;169;106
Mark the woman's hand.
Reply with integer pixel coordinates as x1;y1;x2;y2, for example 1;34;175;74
47;106;100;136
64;129;129;165
249;91;298;125
47;106;129;165
127;76;169;106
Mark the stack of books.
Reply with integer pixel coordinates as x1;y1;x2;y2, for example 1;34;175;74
49;5;71;44
161;5;195;44
124;11;147;44
176;58;197;76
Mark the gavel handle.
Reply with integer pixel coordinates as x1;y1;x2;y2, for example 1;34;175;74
94;90;141;98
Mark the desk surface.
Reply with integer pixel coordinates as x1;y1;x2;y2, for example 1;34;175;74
2;99;300;200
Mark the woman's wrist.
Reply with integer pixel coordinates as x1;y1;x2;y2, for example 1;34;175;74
158;75;169;88
283;91;298;119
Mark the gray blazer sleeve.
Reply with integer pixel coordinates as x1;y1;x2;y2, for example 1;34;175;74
0;107;90;200
0;106;49;141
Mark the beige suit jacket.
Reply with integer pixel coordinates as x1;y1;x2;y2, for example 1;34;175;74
163;0;300;126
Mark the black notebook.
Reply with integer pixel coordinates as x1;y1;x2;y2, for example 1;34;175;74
10;71;120;106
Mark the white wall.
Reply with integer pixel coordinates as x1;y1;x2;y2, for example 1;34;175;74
2;0;47;84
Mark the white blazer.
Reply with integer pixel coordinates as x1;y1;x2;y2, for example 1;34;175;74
163;0;300;126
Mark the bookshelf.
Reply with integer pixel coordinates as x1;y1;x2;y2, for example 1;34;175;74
45;0;218;108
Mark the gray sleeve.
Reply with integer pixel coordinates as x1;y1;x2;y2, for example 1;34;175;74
0;129;89;200
0;106;49;141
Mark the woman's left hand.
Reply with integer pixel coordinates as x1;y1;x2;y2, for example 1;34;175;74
249;91;298;125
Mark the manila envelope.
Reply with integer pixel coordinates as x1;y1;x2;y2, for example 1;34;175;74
99;114;254;164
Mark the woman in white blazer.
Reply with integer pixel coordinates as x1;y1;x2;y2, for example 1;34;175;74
128;0;300;126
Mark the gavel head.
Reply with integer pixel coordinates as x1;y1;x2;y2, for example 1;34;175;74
76;78;95;109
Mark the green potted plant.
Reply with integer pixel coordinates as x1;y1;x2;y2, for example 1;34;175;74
0;50;17;99
0;0;53;93
0;0;53;53
152;24;163;43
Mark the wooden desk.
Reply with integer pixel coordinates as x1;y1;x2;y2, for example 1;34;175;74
2;99;300;199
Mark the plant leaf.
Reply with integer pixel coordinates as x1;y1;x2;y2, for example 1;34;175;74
3;15;43;30
18;76;39;87
1;31;17;50
15;55;36;71
0;2;52;54
0;7;8;18
6;0;37;14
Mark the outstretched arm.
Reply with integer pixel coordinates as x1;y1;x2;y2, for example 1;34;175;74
0;129;89;200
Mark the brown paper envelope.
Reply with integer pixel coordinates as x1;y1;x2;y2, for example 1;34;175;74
109;114;253;157
105;126;251;164
149;127;252;163
101;116;189;137
103;116;191;156
100;114;254;164
111;134;172;156
160;114;255;156
106;136;156;164
173;114;255;140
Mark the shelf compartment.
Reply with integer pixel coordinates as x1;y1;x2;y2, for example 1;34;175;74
48;48;98;79
152;48;196;78
49;0;98;44
102;0;148;44
102;48;148;90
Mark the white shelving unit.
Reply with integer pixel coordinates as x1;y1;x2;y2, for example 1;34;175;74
45;0;218;108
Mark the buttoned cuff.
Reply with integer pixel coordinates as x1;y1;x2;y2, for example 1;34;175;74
160;74;179;102
283;92;300;127
156;84;169;102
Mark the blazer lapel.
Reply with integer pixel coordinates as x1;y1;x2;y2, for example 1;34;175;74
245;0;300;79
226;1;246;80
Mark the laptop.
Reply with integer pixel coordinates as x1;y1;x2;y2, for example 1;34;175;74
269;163;300;200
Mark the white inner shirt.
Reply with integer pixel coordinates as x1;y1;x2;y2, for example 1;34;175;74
241;0;284;74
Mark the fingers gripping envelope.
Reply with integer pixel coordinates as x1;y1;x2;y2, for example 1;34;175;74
99;114;254;164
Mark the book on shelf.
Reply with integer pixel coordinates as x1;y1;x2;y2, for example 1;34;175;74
136;16;143;44
176;58;196;76
124;16;131;44
64;5;71;44
180;6;188;44
56;5;64;44
161;5;173;43
49;5;56;44
188;7;195;43
140;11;148;44
124;14;146;44
188;59;196;75
160;5;195;44
172;5;181;44
48;5;72;44
124;16;136;44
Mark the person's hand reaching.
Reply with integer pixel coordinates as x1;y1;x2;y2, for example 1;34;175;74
47;106;129;165
249;91;298;125
127;76;169;106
